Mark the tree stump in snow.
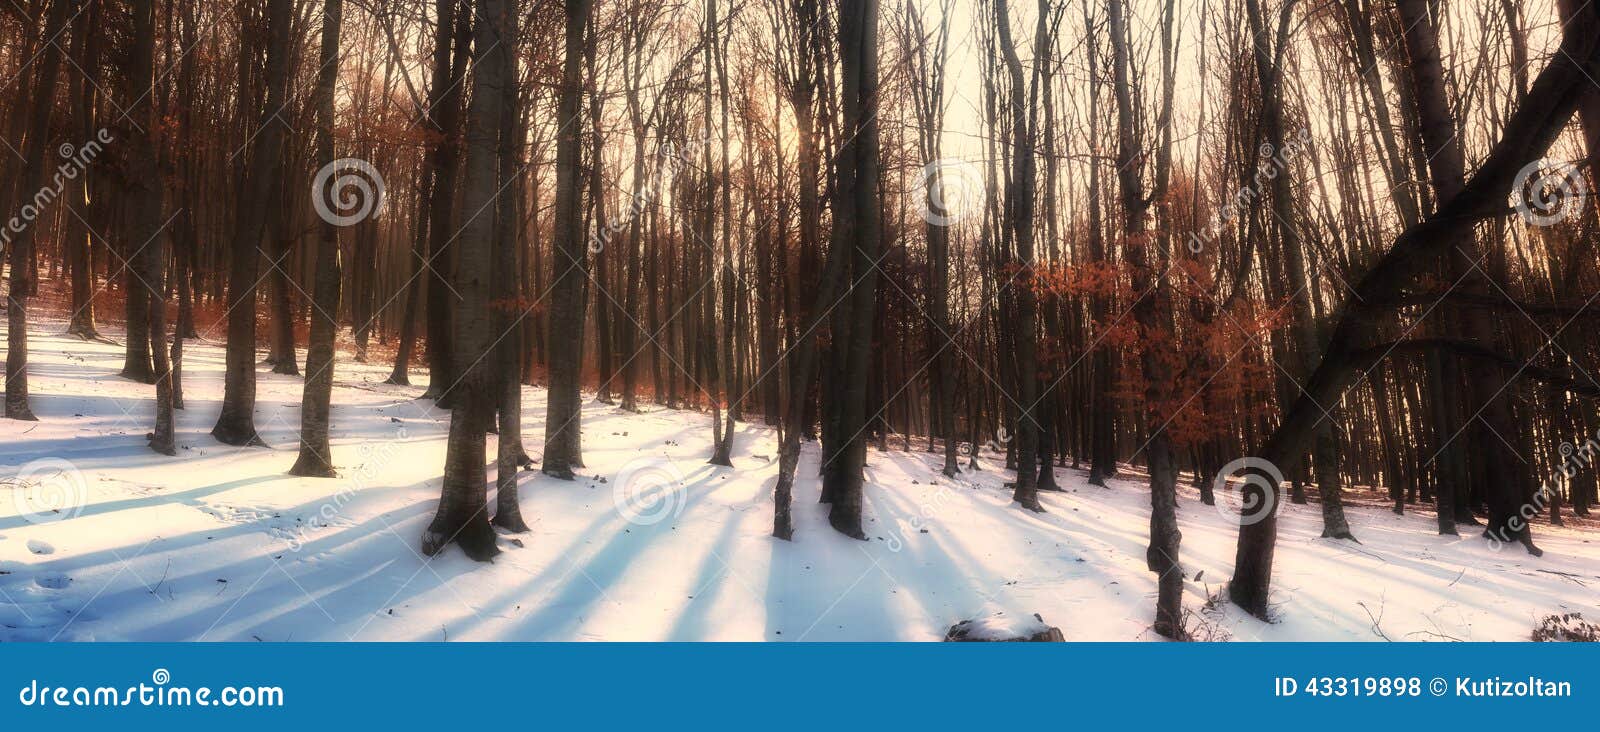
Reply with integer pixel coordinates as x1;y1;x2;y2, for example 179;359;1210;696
943;613;1064;642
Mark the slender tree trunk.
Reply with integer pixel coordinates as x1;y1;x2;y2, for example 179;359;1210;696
995;0;1042;512
706;0;736;467
1246;0;1355;540
771;0;830;541
492;4;531;532
542;0;595;480
290;0;346;478
127;0;174;454
422;0;471;404
1110;0;1184;638
66;1;100;341
1083;3;1116;486
387;184;429;385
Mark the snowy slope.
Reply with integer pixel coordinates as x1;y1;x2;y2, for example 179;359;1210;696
1;318;1596;642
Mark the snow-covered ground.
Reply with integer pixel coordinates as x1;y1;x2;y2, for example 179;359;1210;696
1;318;1596;641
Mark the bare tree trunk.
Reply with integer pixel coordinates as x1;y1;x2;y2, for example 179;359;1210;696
542;0;595;480
821;0;882;540
994;0;1042;512
290;0;346;478
770;0;832;541
1082;2;1116;486
491;4;531;532
213;0;293;446
66;1;100;341
1230;13;1600;616
127;0;174;454
706;0;736;467
422;0;471;404
5;0;73;421
1396;0;1531;553
1245;0;1355;541
387;184;429;385
901;0;959;478
1109;0;1184;638
423;0;509;561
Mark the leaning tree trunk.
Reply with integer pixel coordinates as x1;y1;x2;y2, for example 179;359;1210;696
1244;0;1354;541
289;0;346;478
1229;13;1600;617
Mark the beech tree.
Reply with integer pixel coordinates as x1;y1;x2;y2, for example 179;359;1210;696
290;0;347;478
212;0;293;447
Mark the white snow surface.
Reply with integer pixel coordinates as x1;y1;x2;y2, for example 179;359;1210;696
1;318;1596;642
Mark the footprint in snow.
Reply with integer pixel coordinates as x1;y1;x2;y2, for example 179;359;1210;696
35;573;72;590
26;539;55;555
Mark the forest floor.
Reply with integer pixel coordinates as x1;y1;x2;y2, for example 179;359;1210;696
2;316;1597;641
